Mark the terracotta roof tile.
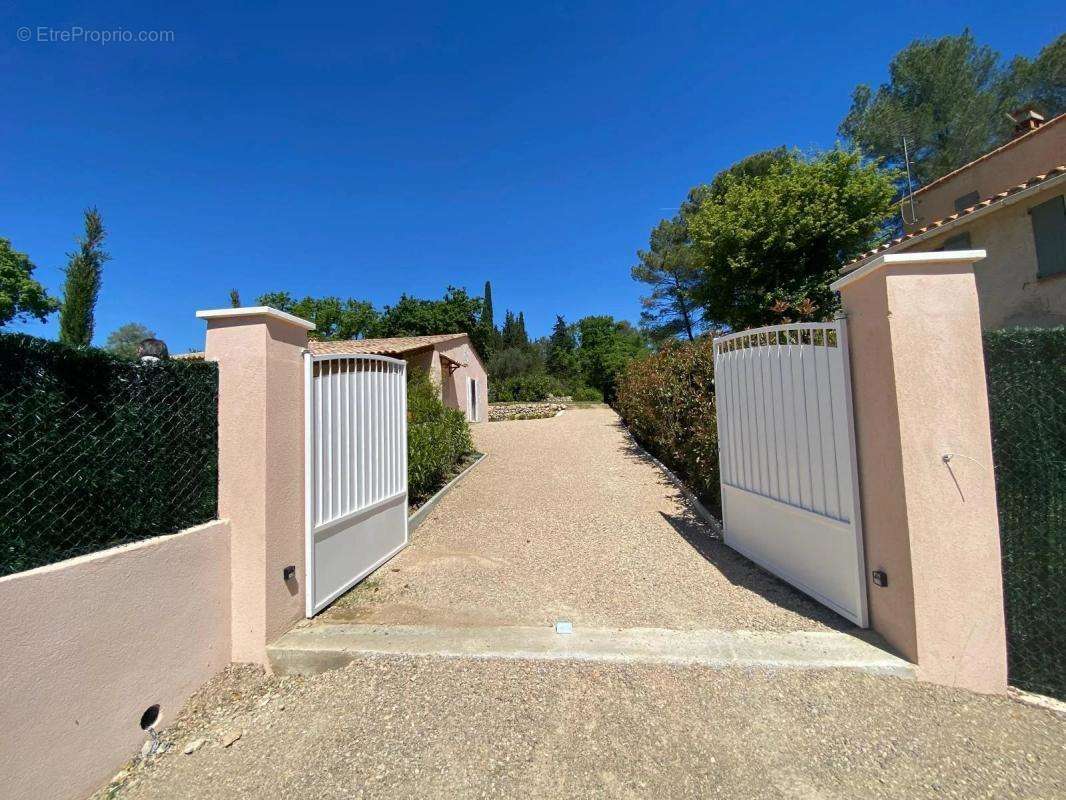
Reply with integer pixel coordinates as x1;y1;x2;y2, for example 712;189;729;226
309;333;467;356
844;165;1066;269
910;112;1066;198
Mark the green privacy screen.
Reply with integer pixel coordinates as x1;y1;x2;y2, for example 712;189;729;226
985;327;1066;699
0;334;218;576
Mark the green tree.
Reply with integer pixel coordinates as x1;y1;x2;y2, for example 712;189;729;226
632;217;702;342
706;147;791;198
488;345;545;382
545;315;580;385
576;315;647;401
1006;33;1066;119
500;309;530;348
59;208;108;346
379;286;488;356
840;31;1065;189
480;280;500;356
104;322;155;359
633;149;791;343
257;292;380;341
229;289;241;308
685;148;896;330
517;312;528;345
0;237;59;327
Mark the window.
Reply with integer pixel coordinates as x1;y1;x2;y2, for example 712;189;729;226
1030;194;1066;280
937;231;972;251
469;377;478;421
954;191;981;213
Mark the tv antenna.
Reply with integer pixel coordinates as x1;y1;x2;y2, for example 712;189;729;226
899;132;919;226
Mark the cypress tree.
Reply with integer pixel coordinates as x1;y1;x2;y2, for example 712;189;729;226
517;311;529;346
59;208;109;347
482;280;494;332
229;288;241;308
479;280;498;357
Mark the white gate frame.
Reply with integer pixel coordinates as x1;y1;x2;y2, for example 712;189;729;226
713;319;868;626
303;351;408;617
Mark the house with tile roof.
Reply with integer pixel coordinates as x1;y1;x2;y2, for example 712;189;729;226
312;333;488;422
179;332;489;420
842;108;1066;329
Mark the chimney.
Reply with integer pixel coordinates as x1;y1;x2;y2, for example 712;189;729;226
1007;105;1046;137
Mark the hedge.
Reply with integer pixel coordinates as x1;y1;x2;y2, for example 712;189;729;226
407;368;475;504
614;338;720;517
0;333;218;576
984;327;1066;699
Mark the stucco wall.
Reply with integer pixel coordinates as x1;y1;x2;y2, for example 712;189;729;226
0;520;232;800
908;116;1065;230
204;314;307;663
910;185;1066;329
404;347;440;386
437;337;489;422
837;254;1008;694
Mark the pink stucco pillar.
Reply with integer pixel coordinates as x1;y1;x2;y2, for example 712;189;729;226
832;251;1008;694
198;307;315;664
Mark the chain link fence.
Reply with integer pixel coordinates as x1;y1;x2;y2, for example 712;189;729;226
985;327;1065;700
0;334;218;577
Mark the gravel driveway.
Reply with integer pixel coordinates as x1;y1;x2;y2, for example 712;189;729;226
94;406;1066;799
97;658;1066;800
323;406;847;632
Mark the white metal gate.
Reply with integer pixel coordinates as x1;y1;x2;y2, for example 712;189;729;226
304;353;408;616
713;320;868;626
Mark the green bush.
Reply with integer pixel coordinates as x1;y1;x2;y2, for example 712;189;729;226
572;386;603;402
489;372;567;403
985;327;1066;699
614;339;720;516
407;368;474;504
0;333;218;575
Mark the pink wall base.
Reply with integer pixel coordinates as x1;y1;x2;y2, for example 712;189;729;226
0;521;231;800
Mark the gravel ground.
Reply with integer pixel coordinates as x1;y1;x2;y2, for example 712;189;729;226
323;406;847;632
95;657;1066;800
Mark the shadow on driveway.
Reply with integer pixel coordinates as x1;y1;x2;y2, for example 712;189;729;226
613;418;855;633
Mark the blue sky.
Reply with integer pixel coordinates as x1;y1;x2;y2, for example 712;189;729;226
2;1;1061;351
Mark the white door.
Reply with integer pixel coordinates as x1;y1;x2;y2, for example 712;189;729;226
713;320;868;626
304;353;408;616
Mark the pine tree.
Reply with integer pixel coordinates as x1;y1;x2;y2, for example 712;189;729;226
632;216;702;342
59;208;109;347
229;288;241;307
546;315;579;384
501;310;518;347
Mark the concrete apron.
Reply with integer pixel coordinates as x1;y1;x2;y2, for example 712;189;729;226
267;623;915;678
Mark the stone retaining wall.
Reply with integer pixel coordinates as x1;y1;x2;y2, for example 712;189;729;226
488;402;566;421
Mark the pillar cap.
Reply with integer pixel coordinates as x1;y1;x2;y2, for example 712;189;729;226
830;250;986;293
196;306;316;331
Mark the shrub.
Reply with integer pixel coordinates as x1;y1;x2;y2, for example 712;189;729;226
614;338;720;516
572;386;603;402
407;368;474;504
489;372;567;403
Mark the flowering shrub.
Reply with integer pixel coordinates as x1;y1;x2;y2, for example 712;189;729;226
614;338;720;517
